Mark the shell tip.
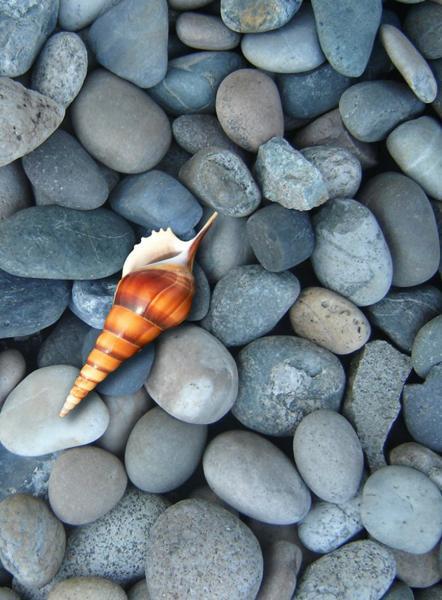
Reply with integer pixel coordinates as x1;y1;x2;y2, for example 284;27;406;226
59;395;76;418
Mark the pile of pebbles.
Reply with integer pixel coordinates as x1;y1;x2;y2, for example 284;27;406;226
0;0;441;598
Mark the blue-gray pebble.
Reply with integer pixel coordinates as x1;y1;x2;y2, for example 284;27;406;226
0;445;57;502
188;263;211;321
404;2;442;60
37;310;90;368
220;0;302;33
70;275;119;329
412;315;442;378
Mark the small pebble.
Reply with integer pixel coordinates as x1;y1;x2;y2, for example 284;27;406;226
430;58;442;117
404;2;442;59
383;582;414;600
172;114;240;154
176;12;240;50
0;444;57;502
188;262;211;321
0;162;32;220
382;543;441;589
58;0;119;30
0;350;26;407
70;275;118;329
390;442;442;491
412;315;442;377
257;540;302;600
301;145;362;199
37;310;89;369
220;0;302;33
48;577;127;600
156;142;191;179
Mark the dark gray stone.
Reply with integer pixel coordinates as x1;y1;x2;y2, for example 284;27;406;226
188;262;210;321
37;310;90;368
70;275;119;329
172;114;240;154
220;0;302;33
156;142;191;179
412;315;442;378
404;2;442;60
0;445;57;502
0;206;135;280
432;201;442;277
430;58;442;118
0;161;31;220
246;204;315;272
0;269;70;338
383;582;415;600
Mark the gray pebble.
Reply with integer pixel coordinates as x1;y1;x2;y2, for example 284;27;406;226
382;543;441;589
70;275;118;329
301;145;362;199
0;588;20;600
431;58;442;117
390;442;442;491
404;2;442;59
415;586;442;600
48;577;127;600
0;444;57;502
176;12;240;50
383;582;414;600
0;350;25;407
58;0;120;30
37;310;89;369
188;485;239;516
127;579;149;600
188;262;210;321
220;0;302;33
172;114;240;155
412;315;442;377
257;540;302;600
0;162;31;220
155;142;191;179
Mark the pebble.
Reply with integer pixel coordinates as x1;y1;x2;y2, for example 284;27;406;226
0;206;135;280
241;4;324;74
70;275;118;329
343;341;411;471
293;410;364;503
188;262;211;321
366;286;442;353
431;58;442;117
0;444;57;502
255;137;329;211
0;77;65;168
390;442;442;491
386;116;442;201
0;494;65;587
179;147;260;217
220;0;302;33
146;499;263;598
156;142;191;179
404;2;442;60
89;0;168;89
110;170;202;234
361;465;442;553
202;265;300;346
150;51;244;115
125;407;207;493
412;315;442;377
127;579;148;600
71;69;171;174
312;198;393;306
0;162;31;220
383;543;441;589
310;0;383;77
359;172;440;287
433;201;442;277
295;540;395;600
37;311;89;369
146;324;238;424
189;485;239;516
172;114;240;155
22;129;109;211
48;577;127;600
0;365;109;457
0;0;58;77
0;589;19;600
301;145;361;199
383;582;414;600
0;269;70;338
290;287;371;355
58;0;119;30
339;81;424;143
246;204;315;272
232;336;345;436
0;350;26;406
216;69;284;152
176;12;240;50
257;540;302;600
277;63;351;120
403;364;442;452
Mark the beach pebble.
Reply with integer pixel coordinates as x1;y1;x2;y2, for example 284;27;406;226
0;162;31;220
290;287;370;355
202;265;300;346
179;147;260;217
176;12;240;50
70;275;118;329
48;577;127;600
188;262;211;321
390;442;442;491
301;145;362;199
412;315;442;377
431;58;442;117
146;324;238;424
0;494;65;587
255;137;328;211
246;204;315;272
156;142;191;179
361;465;442;553
220;0;302;33
0;365;109;457
0;350;26;407
257;540;302;600
71;69;171;174
387;116;442;200
339;81;424;143
343;341;411;471
0;444;57;502
216;69;284;152
146;499;263;598
383;544;441;589
359;172;440;287
37;311;89;369
125;407;207;493
383;582;414;600
58;0;119;30
203;430;311;524
22;129;109;210
312;198;393;306
188;485;239;516
232;336;345;436
172;114;240;154
404;2;442;59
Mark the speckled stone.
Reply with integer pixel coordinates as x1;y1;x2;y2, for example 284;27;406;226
390;442;442;491
404;2;442;60
172;114;240;154
0;350;26;406
70;275;118;329
37;310;89;369
48;577;127;600
220;0;302;33
412;315;442;377
0;161;31;220
176;12;240;50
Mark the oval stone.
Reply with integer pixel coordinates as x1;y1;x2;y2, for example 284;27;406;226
390;442;442;491
0;161;31;220
411;315;442;378
58;0;119;30
48;577;126;600
176;12;240;51
172;114;240;155
220;0;302;33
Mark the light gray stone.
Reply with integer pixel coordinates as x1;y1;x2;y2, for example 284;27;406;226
0;350;25;407
59;0;120;30
390;442;442;491
176;12;240;51
48;577;127;600
412;315;442;377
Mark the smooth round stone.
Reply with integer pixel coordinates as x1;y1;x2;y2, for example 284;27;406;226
188;485;239;516
220;0;302;33
246;204;315;272
359;172;440;287
385;544;442;589
386;116;442;200
366;286;442;353
0;0;58;77
59;0;119;30
254;137;329;211
390;442;442;491
295;540;395;600
179;147;260;217
404;2;442;60
0;365;109;457
37;310;89;369
232;336;345;436
89;0;168;89
204;430;311;524
215;69;284;152
0;444;57;502
312;198;393;306
361;466;442;553
48;577;127;600
257;540;302;600
0;269;70;338
0;206;135;280
127;580;148;600
339;81;424;142
0;77;64;168
0;589;19;600
412;315;442;377
0;162;31;220
172;114;240;154
125;407;207;493
22;129;109;210
188;262;210;321
290;287;370;355
300;145;362;199
383;582;414;600
202;265;300;346
241;4;324;73
278;63;351;120
70;275;118;329
146;499;263;598
149;51;244;115
0;494;65;587
0;350;26;406
71;69;171;174
293;410;363;503
176;12;240;50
